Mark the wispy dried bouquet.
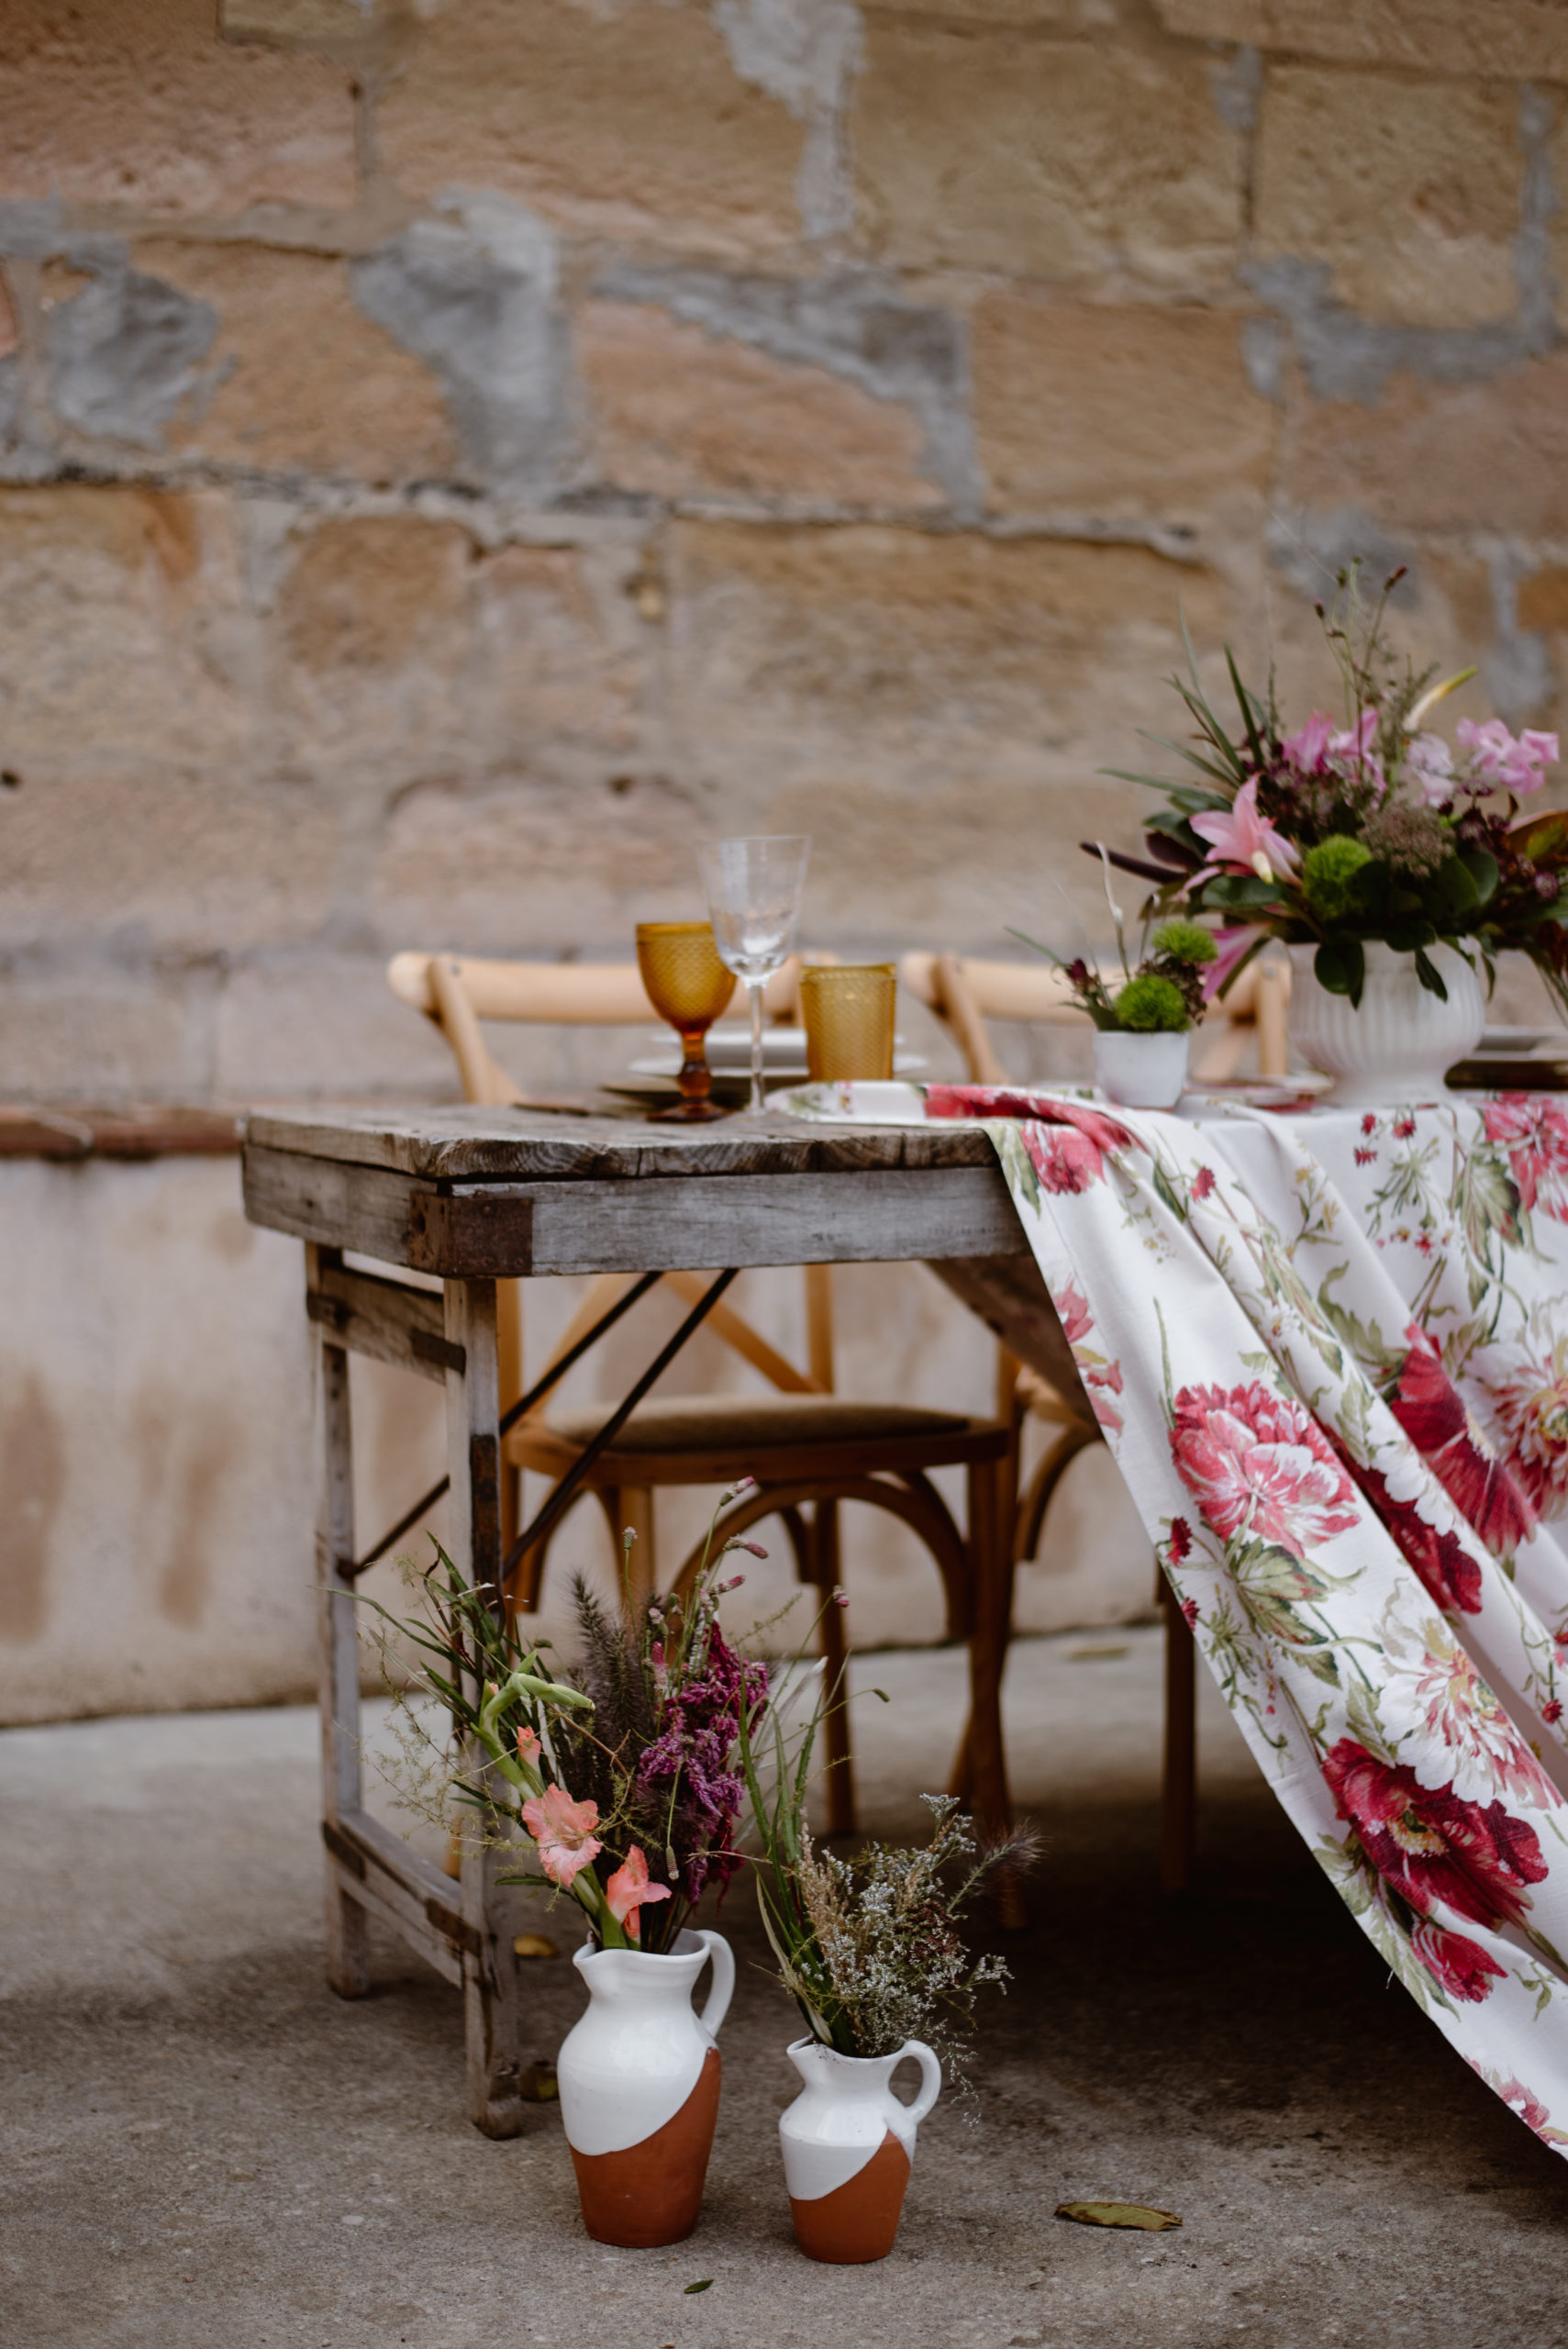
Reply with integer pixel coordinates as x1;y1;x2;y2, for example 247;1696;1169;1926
367;1485;768;1954
740;1698;1032;2083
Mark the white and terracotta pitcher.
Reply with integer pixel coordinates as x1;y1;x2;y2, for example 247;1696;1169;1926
778;2035;941;2263
557;1926;734;2249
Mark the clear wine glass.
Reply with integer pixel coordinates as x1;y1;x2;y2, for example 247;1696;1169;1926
696;836;812;1114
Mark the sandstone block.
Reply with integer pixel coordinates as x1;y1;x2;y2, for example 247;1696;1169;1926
0;764;336;957
972;297;1274;521
1254;69;1520;329
851;24;1243;285
132;242;459;482
0;486;250;767
1154;0;1568;82
376;0;804;255
664;524;1234;922
370;772;701;957
269;515;477;783
213;951;462;1097
1282;352;1568;536
576;299;940;508
0;963;208;1100
477;542;651;777
0;0;355;217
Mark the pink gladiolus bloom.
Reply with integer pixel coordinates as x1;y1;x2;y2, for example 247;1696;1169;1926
1202;922;1269;1003
1283;710;1334;774
520;1782;603;1888
1459;718;1560;796
517;1724;540;1766
604;1843;672;1943
1407;732;1455;806
1190;778;1299;886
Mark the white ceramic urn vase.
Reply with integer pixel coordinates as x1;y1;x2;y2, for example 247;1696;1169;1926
1094;1028;1190;1109
1287;941;1485;1108
556;1926;734;2248
778;2035;941;2263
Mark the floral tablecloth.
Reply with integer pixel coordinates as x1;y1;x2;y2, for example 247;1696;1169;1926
788;1080;1568;2158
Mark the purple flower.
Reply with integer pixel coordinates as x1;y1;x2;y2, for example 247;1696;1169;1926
1458;718;1559;796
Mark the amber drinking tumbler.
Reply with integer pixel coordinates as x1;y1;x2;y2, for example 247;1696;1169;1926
801;964;897;1083
636;921;738;1121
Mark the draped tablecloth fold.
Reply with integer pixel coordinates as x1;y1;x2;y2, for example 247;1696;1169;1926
785;1080;1568;2156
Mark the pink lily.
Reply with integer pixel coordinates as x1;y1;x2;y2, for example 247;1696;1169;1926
1458;717;1559;796
1407;732;1454;807
1202;922;1268;1003
1282;710;1333;774
1190;778;1299;886
604;1844;673;1944
520;1782;603;1888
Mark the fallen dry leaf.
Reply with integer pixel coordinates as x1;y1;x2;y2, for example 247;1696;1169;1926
1055;2200;1181;2232
514;1932;561;1959
519;2062;558;2103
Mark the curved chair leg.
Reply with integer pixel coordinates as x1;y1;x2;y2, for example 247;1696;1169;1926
811;1499;856;1836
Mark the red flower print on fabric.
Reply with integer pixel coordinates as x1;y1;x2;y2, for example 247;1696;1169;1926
1388;1325;1535;1557
1191;1165;1217;1202
1482;1095;1568;1222
1330;1450;1484;1615
924;1085;1137;1188
1323;1739;1547;1932
1169;1381;1361;1560
1410;1917;1506;2003
1168;1516;1192;1563
1485;1343;1568;1520
1053;1278;1125;1434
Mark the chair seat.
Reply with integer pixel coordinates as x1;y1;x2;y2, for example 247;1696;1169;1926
504;1391;1006;1486
540;1394;973;1452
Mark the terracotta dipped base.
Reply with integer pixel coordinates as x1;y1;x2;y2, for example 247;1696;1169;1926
789;2131;912;2264
570;2049;722;2248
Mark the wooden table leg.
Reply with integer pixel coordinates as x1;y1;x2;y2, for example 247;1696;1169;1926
445;1275;526;2140
314;1259;372;1999
1160;1579;1197;1896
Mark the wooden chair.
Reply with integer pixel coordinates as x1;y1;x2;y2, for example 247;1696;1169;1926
386;950;1017;1840
899;948;1292;1889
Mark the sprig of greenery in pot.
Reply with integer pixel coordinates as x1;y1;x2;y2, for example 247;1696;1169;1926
1010;908;1218;1036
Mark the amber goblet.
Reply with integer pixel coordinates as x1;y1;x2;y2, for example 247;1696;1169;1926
636;921;738;1121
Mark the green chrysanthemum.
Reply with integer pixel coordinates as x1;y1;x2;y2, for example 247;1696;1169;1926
1302;834;1374;923
1113;974;1190;1032
1151;918;1218;967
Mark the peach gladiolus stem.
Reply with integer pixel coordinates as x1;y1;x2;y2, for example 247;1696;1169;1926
474;1669;633;1947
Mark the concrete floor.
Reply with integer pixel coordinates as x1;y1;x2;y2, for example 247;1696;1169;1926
4;1630;1567;2349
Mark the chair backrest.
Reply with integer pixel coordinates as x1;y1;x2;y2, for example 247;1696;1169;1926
899;950;1291;1085
387;951;833;1415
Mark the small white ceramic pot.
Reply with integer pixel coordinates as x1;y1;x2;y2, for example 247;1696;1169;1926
1094;1028;1190;1109
556;1926;734;2248
778;2035;941;2264
1287;940;1485;1108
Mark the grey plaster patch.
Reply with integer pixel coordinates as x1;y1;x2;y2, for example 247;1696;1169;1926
1265;507;1413;605
1516;83;1560;351
0;355;20;450
713;0;862;239
1482;547;1554;726
1243;256;1551;406
593;261;979;509
46;262;219;450
1208;43;1262;137
351;191;573;495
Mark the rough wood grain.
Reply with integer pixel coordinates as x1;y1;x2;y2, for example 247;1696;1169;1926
307;1258;458;1382
323;1809;470;1989
246;1146;423;1264
246;1101;997;1182
313;1286;371;2001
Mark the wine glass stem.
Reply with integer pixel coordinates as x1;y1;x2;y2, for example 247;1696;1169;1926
747;979;766;1114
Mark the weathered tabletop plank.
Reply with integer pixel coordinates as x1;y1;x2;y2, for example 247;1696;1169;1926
245;1102;997;1183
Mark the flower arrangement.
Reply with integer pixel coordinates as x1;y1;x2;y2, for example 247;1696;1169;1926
370;1490;768;1954
1043;915;1218;1035
740;1699;1031;2083
1106;563;1568;1012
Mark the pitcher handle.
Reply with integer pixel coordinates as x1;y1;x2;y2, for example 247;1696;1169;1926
695;1929;734;2040
894;2040;942;2127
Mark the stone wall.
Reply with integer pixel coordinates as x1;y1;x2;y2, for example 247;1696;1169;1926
4;0;1567;1097
6;0;1568;1719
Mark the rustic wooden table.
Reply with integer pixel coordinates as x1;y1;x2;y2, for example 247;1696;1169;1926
242;1103;1077;2137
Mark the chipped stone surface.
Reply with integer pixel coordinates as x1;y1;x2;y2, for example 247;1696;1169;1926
577;299;942;507
1154;0;1568;83
138;240;460;480
375;0;805;253
45;254;218;450
973;297;1275;524
851;22;1245;285
1255;69;1523;331
0;0;356;216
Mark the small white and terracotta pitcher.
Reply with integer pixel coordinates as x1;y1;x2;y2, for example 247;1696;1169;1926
778;2034;941;2262
556;1926;734;2249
